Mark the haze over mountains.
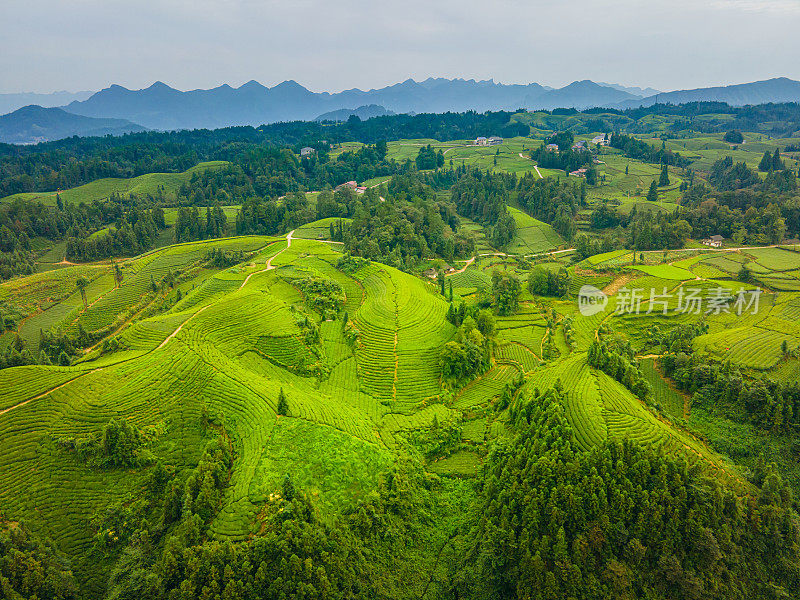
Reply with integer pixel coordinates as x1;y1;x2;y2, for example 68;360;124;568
2;76;800;144
0;90;93;116
0;105;145;145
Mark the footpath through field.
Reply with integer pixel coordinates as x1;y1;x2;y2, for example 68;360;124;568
517;153;543;179
158;229;295;351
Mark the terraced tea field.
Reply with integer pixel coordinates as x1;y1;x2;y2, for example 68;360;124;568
0;229;774;589
506;206;564;254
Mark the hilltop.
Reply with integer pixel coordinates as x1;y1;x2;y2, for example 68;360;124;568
0;105;146;144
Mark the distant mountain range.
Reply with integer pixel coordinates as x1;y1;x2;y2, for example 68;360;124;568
2;77;800;144
616;77;800;108
315;104;395;122
0;105;145;145
0;90;94;115
59;77;800;131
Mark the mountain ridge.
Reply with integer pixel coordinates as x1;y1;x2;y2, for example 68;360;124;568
0;90;94;116
4;77;800;136
59;78;626;130
616;77;800;108
0;105;146;144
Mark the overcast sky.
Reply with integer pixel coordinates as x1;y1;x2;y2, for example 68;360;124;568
2;0;799;94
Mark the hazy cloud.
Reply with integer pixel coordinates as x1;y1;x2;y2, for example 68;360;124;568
1;0;798;93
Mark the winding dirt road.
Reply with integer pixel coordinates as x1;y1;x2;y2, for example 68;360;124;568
158;230;295;351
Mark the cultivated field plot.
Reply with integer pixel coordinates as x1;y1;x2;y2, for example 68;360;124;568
506;206;564;254
452;366;519;410
495;341;540;372
387;137;540;174
428;450;481;477
632;264;696;280
640;358;685;418
293;217;352;240
448;265;491;296
743;247;800;271
582;152;684;206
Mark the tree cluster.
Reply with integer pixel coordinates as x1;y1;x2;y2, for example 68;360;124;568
588;338;652;400
459;386;800;600
439;315;493;384
527;266;570;297
491;270;521;316
661;353;800;433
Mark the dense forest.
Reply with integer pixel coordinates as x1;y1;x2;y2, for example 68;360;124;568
459;387;800;600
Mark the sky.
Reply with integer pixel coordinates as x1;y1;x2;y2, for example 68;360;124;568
2;0;799;94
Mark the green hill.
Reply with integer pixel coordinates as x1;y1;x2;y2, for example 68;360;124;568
1;160;229;207
1;232;774;593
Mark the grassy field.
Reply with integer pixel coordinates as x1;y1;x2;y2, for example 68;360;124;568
1;161;229;206
383;137;543;175
506;206;564;254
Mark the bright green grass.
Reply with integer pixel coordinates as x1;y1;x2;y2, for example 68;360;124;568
640;358;685;418
1;161;229;207
0;234;762;590
293;217;352;240
586;249;631;265
506;206;564;254
632;264;696;280
428;450;481;477
588;152;684;206
743;247;800;271
385;137;541;175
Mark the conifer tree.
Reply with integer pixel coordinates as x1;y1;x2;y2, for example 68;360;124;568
75;276;88;309
759;150;773;171
658;163;670;186
277;388;289;416
646;180;658;202
282;472;295;501
772;148;784;170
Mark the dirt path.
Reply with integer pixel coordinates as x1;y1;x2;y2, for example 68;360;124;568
443;145;470;155
239;229;294;289
2;235;300;414
638;242;794;255
602;272;643;296
516;153;543;179
446;256;475;276
156;304;213;350
157;230;295;351
0;368;101;417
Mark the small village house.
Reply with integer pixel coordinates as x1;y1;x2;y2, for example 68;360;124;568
702;234;724;248
335;181;358;192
